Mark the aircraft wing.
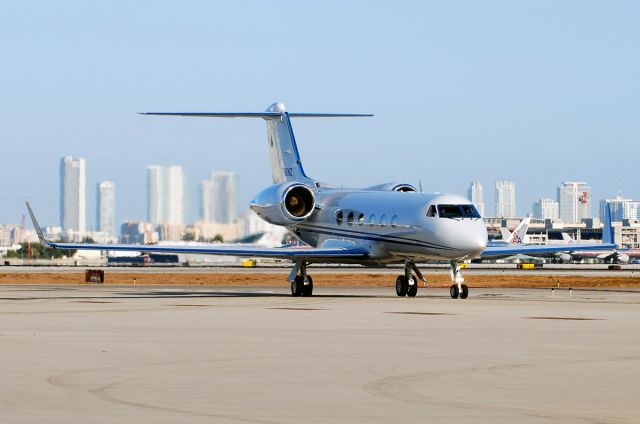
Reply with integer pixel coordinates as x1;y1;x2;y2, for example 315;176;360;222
26;202;369;261
481;242;617;257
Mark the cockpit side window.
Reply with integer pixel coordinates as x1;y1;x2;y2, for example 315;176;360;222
437;204;481;219
462;204;481;218
427;205;437;217
438;205;463;218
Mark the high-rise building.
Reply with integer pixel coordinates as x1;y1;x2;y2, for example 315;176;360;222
532;198;559;220
97;181;116;238
147;165;186;226
558;181;591;224
60;156;86;232
495;181;516;217
599;196;640;222
467;181;485;216
201;171;238;224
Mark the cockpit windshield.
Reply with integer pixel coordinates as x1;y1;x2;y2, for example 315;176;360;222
435;204;481;219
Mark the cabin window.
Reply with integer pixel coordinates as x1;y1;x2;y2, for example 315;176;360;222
358;213;365;225
369;214;376;226
427;205;437;217
347;211;354;225
391;215;398;227
380;214;387;226
336;210;343;225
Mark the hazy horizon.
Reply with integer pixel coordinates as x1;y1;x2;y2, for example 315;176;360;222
2;1;639;226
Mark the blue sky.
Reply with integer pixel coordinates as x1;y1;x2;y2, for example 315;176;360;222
1;1;639;226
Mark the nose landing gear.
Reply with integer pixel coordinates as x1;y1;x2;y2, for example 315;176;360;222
449;261;468;299
396;260;425;297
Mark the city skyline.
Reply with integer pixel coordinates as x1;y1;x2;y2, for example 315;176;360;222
2;2;639;226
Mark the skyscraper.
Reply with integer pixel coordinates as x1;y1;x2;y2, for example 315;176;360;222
147;165;186;226
558;182;591;224
97;181;116;238
495;181;516;217
467;181;485;216
60;156;86;232
201;171;238;224
532;198;559;220
599;196;640;222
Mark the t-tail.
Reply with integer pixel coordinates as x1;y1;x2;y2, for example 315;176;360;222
141;102;372;185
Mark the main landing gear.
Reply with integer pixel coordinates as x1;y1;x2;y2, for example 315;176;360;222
449;261;468;299
289;261;313;297
396;260;425;297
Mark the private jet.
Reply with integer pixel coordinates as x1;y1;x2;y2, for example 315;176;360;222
27;102;616;298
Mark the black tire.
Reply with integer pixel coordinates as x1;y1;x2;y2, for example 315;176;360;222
460;284;469;299
407;278;418;297
450;284;459;299
302;275;314;297
396;275;408;296
291;275;304;296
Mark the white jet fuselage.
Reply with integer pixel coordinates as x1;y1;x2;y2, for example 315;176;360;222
276;189;488;264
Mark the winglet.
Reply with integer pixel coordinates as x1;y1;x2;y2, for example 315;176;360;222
25;202;49;246
602;202;615;245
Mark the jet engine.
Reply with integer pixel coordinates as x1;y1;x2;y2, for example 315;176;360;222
250;183;316;226
615;253;630;264
558;253;573;263
366;182;417;192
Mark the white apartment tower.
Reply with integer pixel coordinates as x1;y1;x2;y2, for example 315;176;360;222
532;198;559;220
97;181;116;238
495;181;516;217
60;156;86;232
558;181;591;224
201;171;238;224
147;165;186;226
467;181;485;217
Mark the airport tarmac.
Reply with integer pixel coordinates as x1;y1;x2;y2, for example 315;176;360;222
2;284;639;423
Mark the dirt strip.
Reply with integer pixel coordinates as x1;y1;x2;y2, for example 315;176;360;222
0;272;639;288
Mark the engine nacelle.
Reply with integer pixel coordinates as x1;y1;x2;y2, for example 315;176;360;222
250;183;316;226
616;253;630;264
559;253;573;263
366;182;417;192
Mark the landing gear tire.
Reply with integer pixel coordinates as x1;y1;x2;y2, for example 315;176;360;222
292;275;313;297
396;276;408;296
407;278;418;297
450;284;459;299
460;284;469;299
291;275;304;297
302;276;313;297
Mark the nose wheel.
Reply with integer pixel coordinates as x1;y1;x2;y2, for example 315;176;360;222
449;261;469;299
449;283;468;299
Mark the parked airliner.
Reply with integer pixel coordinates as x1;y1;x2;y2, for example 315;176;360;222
26;102;616;298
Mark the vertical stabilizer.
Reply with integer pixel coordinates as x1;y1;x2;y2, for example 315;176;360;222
264;102;312;184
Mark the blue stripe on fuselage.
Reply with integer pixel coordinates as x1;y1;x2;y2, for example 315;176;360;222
295;223;460;252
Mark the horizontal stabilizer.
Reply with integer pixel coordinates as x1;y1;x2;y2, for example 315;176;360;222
140;112;373;119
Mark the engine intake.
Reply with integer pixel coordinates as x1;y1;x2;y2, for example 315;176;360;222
284;185;315;219
250;182;316;226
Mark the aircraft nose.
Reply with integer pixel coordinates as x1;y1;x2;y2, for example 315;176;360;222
464;223;487;257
